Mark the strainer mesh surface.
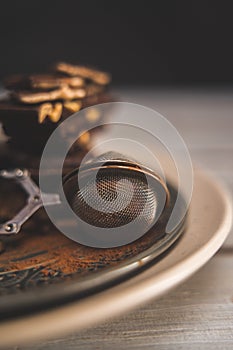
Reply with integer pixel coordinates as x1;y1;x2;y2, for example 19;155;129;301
69;167;157;229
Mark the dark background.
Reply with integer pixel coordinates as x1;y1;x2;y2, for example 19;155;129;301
0;0;232;85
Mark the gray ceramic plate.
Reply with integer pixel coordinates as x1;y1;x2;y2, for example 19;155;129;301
0;169;232;347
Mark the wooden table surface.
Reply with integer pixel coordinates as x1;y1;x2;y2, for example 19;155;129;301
4;88;233;349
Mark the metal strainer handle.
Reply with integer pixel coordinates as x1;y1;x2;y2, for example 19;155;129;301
0;169;60;235
0;153;169;236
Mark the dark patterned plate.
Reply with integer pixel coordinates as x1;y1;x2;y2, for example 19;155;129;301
0;173;184;320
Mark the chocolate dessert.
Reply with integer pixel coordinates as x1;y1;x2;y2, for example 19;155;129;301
0;62;113;179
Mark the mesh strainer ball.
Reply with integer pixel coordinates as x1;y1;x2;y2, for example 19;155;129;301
63;152;169;233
